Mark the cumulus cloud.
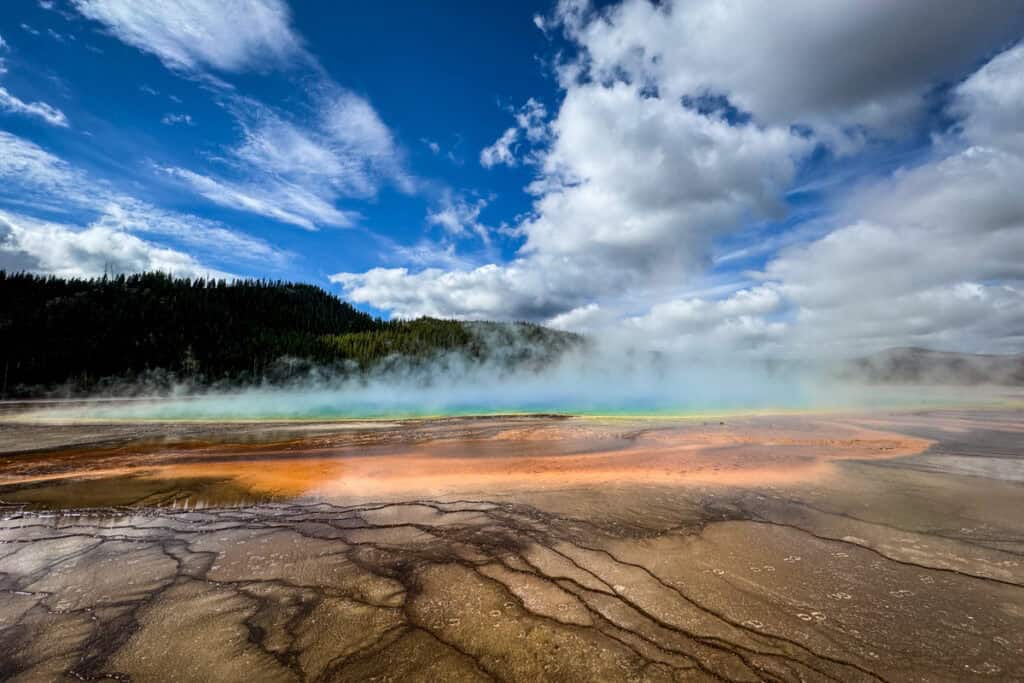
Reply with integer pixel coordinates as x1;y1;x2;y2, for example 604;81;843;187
0;210;231;279
336;1;1024;357
0;86;69;127
70;0;305;73
951;43;1024;155
551;0;1023;144
621;288;788;354
519;83;804;272
759;43;1024;355
480;98;549;168
480;127;519;168
331;263;575;320
339;78;807;321
515;98;548;142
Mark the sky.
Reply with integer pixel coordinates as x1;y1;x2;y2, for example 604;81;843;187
1;0;1023;358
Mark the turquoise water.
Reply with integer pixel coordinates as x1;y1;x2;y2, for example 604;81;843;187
32;380;999;421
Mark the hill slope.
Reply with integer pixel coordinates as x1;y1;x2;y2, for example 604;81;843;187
0;272;582;396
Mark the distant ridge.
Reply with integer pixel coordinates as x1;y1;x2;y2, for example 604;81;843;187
842;347;1024;385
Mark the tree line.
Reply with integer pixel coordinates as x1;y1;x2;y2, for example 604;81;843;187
0;271;581;396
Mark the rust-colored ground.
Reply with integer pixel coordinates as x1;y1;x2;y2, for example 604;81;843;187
1;407;1022;681
0;415;929;504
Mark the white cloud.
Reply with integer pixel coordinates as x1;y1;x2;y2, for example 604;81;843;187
426;194;490;243
234;110;360;186
320;91;406;181
0;131;82;207
520;82;805;273
597;42;1024;356
162;166;353;231
377;237;478;272
0;86;69;127
480;98;549;168
47;28;70;43
545;303;607;333
341;2;814;323
0;210;232;279
336;2;1024;357
70;0;304;73
91;197;288;266
762;151;1024;355
545;287;786;354
757;43;1024;355
480;127;519;168
551;0;1022;144
168;90;408;229
951;43;1024;155
161;112;193;126
0;131;285;270
515;98;548;142
340;80;807;321
69;1;412;231
331;263;571;320
620;291;788;354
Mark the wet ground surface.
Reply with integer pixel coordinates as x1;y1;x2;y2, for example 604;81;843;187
0;407;1022;681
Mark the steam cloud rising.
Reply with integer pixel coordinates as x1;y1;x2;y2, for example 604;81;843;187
35;336;1016;421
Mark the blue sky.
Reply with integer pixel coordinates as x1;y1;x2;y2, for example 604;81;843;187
0;1;559;288
2;1;1023;356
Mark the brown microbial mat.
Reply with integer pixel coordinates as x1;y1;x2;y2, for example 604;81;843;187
1;407;1023;681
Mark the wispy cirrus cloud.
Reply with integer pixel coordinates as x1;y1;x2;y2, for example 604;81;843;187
70;0;306;73
162;89;412;230
0;131;287;270
71;1;414;231
426;193;491;243
160;112;193;126
161;166;355;231
0;38;67;126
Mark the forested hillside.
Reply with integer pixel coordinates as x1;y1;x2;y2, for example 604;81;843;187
0;272;582;396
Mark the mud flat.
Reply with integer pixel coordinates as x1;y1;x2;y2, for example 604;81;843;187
1;406;1023;681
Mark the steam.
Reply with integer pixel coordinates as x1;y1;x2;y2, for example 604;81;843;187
24;332;1016;421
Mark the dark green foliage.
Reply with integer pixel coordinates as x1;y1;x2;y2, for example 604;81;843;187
320;318;474;369
0;271;582;396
